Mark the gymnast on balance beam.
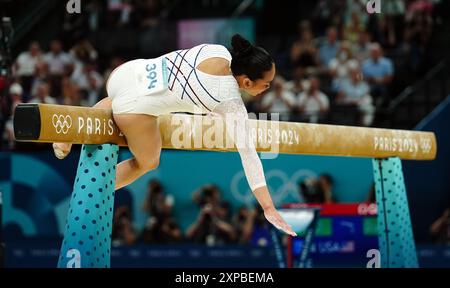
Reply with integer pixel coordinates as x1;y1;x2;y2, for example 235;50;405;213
52;34;297;237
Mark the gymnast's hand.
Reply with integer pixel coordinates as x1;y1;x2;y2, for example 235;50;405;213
263;206;297;237
253;186;297;237
52;142;72;160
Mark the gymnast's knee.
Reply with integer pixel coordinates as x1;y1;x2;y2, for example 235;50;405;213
137;156;160;172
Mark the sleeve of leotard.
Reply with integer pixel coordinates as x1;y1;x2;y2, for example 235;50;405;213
212;97;267;191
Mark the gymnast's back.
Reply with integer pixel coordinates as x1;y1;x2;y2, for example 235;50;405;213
107;43;241;116
161;44;241;113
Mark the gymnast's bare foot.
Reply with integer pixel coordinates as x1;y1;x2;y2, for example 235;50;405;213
53;142;72;159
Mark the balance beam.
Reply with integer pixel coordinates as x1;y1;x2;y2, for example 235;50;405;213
13;103;437;160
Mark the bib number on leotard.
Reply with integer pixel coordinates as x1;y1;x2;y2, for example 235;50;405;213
135;58;168;95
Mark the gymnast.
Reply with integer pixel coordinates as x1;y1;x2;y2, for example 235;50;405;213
53;34;296;237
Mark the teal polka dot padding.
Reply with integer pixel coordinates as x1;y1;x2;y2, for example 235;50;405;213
58;144;119;268
372;157;419;268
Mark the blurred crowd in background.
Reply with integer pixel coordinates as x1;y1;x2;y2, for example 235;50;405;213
112;176;449;246
109;175;386;247
1;0;445;150
112;179;276;247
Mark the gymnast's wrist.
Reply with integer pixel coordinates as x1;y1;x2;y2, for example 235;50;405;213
262;203;275;211
251;182;267;192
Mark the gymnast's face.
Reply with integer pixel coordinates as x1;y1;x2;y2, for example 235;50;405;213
238;63;276;96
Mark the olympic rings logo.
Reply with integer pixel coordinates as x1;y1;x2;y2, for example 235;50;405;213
52;114;73;134
231;169;317;205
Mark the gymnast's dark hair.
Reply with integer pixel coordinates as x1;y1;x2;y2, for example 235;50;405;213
230;34;274;81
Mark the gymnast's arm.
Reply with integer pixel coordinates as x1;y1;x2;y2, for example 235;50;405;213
212;98;296;237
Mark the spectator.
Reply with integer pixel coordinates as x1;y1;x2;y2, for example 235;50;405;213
7;83;23;115
107;0;134;28
140;216;183;244
343;12;366;44
429;207;450;244
285;67;306;95
14;41;42;101
3;83;23;150
260;76;297;121
297;77;330;123
362;43;394;107
112;205;137;245
299;174;336;204
289;20;319;76
187;184;235;245
70;39;98;64
352;30;372;63
30;61;49;98
233;206;255;244
217;201;233;223
318;26;340;68
140;179;181;243
192;184;221;208
344;0;367;20
43;40;73;98
28;82;57;104
249;205;272;247
61;76;81;106
318;174;335;203
233;205;275;246
69;39;98;84
328;41;360;92
71;61;104;107
43;40;72;77
336;67;375;126
85;0;105;32
186;201;236;246
142;178;174;220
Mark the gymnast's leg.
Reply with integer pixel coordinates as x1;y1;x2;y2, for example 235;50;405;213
53;99;161;190
112;113;162;190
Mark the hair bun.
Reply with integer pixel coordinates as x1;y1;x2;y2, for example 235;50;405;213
231;34;253;57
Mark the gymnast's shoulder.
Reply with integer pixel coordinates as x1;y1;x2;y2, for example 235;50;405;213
192;43;232;60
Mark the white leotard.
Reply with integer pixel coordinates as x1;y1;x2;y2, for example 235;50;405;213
106;44;266;191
